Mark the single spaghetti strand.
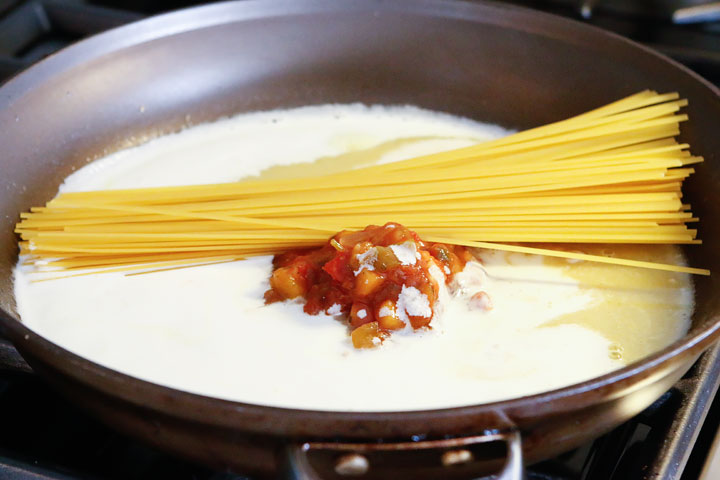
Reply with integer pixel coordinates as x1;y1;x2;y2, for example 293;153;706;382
424;236;710;275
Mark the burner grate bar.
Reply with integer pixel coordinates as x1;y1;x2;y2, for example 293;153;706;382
644;343;720;479
0;455;78;480
0;0;142;82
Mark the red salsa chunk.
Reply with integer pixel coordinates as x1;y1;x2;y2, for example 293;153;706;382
264;223;473;348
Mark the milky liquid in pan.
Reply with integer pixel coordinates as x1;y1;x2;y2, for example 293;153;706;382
12;105;694;411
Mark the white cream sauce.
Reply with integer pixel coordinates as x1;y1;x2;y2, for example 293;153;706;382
13;104;693;411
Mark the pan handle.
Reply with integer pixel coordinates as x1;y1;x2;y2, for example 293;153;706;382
0;338;33;374
281;424;524;480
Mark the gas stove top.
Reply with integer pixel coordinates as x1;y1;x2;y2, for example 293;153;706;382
1;1;720;479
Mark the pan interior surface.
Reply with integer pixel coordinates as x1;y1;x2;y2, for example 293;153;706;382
1;0;719;426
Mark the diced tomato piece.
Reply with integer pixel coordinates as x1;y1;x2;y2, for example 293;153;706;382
322;252;351;283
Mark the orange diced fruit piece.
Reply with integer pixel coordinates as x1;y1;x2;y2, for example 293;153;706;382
350;302;374;328
376;300;405;330
408;314;432;330
269;266;306;299
351;322;385;349
354;269;384;297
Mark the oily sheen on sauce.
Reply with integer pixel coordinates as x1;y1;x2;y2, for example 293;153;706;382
12;105;694;411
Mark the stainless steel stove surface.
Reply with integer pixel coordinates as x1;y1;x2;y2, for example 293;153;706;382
1;1;720;479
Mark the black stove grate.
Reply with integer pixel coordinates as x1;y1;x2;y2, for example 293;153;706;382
0;0;142;82
2;1;720;479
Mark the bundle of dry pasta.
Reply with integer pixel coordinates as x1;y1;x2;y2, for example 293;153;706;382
15;91;709;276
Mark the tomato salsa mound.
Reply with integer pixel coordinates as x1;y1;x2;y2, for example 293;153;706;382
264;223;475;348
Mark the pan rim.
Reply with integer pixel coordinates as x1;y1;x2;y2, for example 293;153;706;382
1;0;720;432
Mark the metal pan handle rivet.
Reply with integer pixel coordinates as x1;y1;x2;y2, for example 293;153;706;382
334;453;369;476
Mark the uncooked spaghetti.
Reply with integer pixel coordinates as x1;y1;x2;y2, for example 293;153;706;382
15;91;709;276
